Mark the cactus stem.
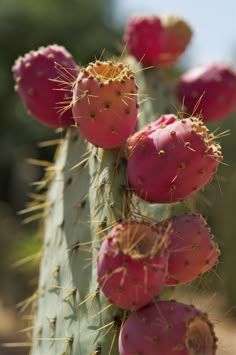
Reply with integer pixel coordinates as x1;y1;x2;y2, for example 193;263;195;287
76;289;99;308
89;303;113;321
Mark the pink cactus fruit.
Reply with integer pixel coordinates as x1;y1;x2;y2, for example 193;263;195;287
157;14;193;67
176;62;236;122
119;300;217;355
96;220;169;311
127;113;177;147
12;44;78;128
124;14;192;68
127;116;222;203
157;213;220;286
72;60;138;149
124;14;164;66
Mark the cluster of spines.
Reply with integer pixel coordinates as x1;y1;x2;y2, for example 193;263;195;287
83;60;136;81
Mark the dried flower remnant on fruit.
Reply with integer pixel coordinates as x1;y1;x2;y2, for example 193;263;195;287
185;316;217;355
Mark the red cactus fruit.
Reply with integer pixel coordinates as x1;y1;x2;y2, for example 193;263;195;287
119;300;217;355
72;60;138;149
127;113;177;147
176;62;236;122
127;116;222;203
12;44;78;128
124;15;164;66
157;14;193;67
97;221;168;311
157;213;219;285
124;14;192;68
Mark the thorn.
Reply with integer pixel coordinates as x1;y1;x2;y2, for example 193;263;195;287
26;158;52;167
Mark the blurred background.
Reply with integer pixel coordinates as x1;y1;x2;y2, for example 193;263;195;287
1;0;236;353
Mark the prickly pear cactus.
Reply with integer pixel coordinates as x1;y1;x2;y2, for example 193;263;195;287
30;63;178;355
31;132;128;354
13;11;233;355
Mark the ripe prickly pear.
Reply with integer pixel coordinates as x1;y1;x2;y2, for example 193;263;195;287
176;62;236;121
97;221;168;310
127;113;177;147
157;14;192;67
158;213;220;285
124;14;192;68
127;116;222;203
119;300;217;355
12;44;78;127
72;60;138;149
124;15;163;67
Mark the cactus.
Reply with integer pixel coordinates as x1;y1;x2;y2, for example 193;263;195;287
28;59;178;355
12;11;231;355
30;132;130;354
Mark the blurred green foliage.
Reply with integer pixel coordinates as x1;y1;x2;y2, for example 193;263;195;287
204;114;236;316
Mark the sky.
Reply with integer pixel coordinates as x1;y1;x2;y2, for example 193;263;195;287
112;0;236;68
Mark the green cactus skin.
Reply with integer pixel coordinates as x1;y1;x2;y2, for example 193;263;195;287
31;129;130;355
31;58;190;355
126;57;179;127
